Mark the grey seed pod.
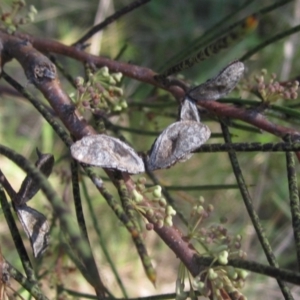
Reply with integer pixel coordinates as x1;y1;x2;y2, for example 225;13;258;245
187;61;244;100
15;149;54;205
71;135;145;174
180;97;200;122
16;205;50;258
147;121;211;170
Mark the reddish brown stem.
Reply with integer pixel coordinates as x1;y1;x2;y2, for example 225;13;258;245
10;31;300;146
0;30;200;283
1;29;300;284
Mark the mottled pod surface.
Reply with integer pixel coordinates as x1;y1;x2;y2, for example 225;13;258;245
71;134;145;174
148;121;211;170
188;61;244;100
180;97;200;122
16;205;50;258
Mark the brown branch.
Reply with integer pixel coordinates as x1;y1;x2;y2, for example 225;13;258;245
0;31;199;282
0;32;91;139
2;29;300;284
193;99;300;162
10;30;300;144
154;223;199;275
12;31;183;99
195;99;300;138
0;169;17;200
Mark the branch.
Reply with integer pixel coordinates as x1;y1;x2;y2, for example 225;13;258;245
2;26;300;292
72;0;151;47
0;31;200;276
220;123;293;299
7;30;300;144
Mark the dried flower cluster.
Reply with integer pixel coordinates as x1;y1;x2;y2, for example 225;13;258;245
176;197;248;300
0;0;37;33
71;66;127;114
243;69;299;103
131;177;176;228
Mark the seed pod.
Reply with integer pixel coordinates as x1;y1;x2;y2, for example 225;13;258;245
180;97;200;122
187;61;244;100
13;149;53;257
16;204;49;258
15;149;54;205
147;121;211;170
71;134;145;174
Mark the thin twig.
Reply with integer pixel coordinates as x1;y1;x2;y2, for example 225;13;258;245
219;98;300;120
220;122;294;300
241;24;300;61
81;179;127;298
6;30;300;145
194;256;300;286
157;15;258;79
72;0;151;47
196;142;300;153
2;72;73;147
5;259;49;300
2;70;199;290
0;170;37;283
164;184;241;191
71;160;89;241
8;29;300;146
0;145;106;297
160;0;256;70
285;147;300;270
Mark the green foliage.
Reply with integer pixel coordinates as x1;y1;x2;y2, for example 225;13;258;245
1;0;300;299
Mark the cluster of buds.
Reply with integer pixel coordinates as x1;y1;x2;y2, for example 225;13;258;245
70;67;127;114
131;177;176;229
0;1;37;34
192;265;248;300
176;197;248;300
243;69;299;103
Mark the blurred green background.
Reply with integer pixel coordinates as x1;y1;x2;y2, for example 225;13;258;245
1;0;300;299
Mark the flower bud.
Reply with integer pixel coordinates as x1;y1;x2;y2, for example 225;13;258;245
237;269;248;280
196;205;204;215
164;215;173;227
158;197;167;207
226;266;238;280
112;72;123;82
138;177;147;184
208;268;218;280
99;67;109;77
132;189;143;202
218;250;228;265
113;105;122;112
152;185;162;198
120;100;128;108
198;196;205;204
156;219;164;228
207;204;214;213
166;205;176;216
